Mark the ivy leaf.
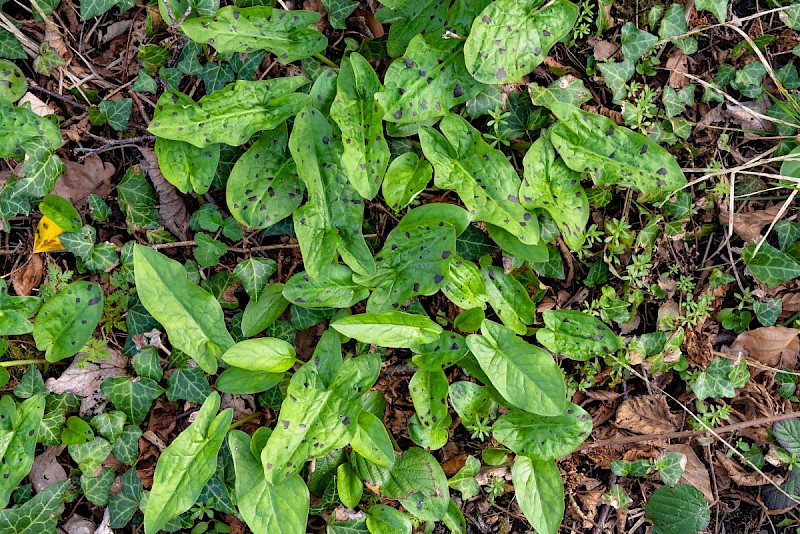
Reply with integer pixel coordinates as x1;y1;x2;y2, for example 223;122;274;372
232;258;278;302
535;310;620;361
691;357;749;401
193;233;227;268
464;0;579;84
330;53;390;200
118;166;161;231
109;468;143;528
112;426;142;465
695;0;727;21
0;29;26;60
353;204;458;312
149;78;311;148
154;138;220;195
520;136;588;251
420;114;540;245
658;4;697;54
229;430;309;534
261;332;380;484
376;36;479;124
69;437;113;474
226;124;305;231
382;152;432;210
645;484;710;534
545;103;687;201
90;99;132;131
91;411;126;443
0;280;40;335
382;447;449;521
0;395;45;507
742;242;800;287
597;58;635;102
465;320;566;416
620;22;657;62
133;245;235;374
448;455;481;500
492;404;593;459
144;392;233;534
283;265;370;309
322;0;358;28
0;480;67;533
166;366;211;404
512;457;564;534
289;107;375;278
81;467;115;505
180;6;327;63
101;377;164;426
332;311;443;348
12;366;47;399
33;281;104;362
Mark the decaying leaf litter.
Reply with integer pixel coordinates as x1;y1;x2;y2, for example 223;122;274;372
1;0;800;532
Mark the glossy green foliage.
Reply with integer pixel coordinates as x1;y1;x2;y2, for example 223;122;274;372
221;338;296;372
0;395;45;507
545;103;687;201
382;447;449;521
229;430;309;534
382;152;432;210
289;106;374;278
377;36;479;124
520;136;588;251
536;310;620;361
420;114;540;244
466;320;566;416
101;377;164;425
283;265;369;309
149;78;311;148
33;281;103;362
0;280;40;335
411;330;469;370
492;404;592;459
645;484;710;534
350;410;395;467
0;59;26;102
144;392;233;534
0;480;66;533
260;332;380;484
226;124;304;230
442;256;488;310
133;245;234;374
154;138;220;195
464;0;578;84
181;6;327;63
331;311;443;347
330;53;390;200
481;264;536;334
512;457;564;534
38;194;81;232
367;504;412;534
0;104;61;158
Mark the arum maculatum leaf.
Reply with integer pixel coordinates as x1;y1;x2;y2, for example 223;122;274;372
543;103;687;201
381;151;432;210
0;103;62;158
350;410;395;468
442;255;488;310
260;331;381;484
330;52;390;200
520;136;589;252
536;309;620;361
0;59;26;102
149;78;311;148
512;457;565;534
180;6;327;63
283;264;369;309
381;447;450;521
464;0;579;84
38;194;81;232
0;395;45;508
481;264;536;335
289;106;375;278
227;124;304;230
420;114;540;245
331;311;443;348
376;35;480;124
492;404;593;460
33;281;103;362
153;137;220;195
409;368;449;430
352;204;459;312
221;338;296;373
411;330;469;370
449;381;498;424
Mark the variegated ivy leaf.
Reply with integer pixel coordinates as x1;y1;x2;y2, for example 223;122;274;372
352;204;459;312
620;22;658;63
520;136;588;251
376;35;480;124
420;114;540;245
226;124;304;230
101;377;165;426
464;0;579;84
180;6;327;63
0;480;66;532
149;78;311;148
544;103;687;201
154;138;220;195
696;0;727;22
597;58;635;102
528;76;592;109
289;107;375;278
232;257;278;302
322;0;358;29
330;53;390;200
659;4;697;55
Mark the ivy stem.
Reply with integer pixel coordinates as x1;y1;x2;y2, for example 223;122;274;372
314;53;339;69
0;359;49;367
229;411;263;430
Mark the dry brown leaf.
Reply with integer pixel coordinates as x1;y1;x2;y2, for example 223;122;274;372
667;444;714;501
63;516;96;534
614;394;680;434
666;51;689;89
728;326;799;369
782;293;800;316
11;253;44;296
18;92;58;116
29;445;67;492
52;155;115;210
715;450;765;487
719;205;786;242
45;350;127;415
583;390;622;402
588;37;618;61
139;147;190;240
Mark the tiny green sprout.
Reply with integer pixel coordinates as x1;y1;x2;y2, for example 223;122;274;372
484;475;506;504
466;416;493;441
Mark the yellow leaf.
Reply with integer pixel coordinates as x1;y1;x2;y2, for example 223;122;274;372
33;216;65;253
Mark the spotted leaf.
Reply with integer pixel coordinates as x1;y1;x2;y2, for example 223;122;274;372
33;281;103;362
283;264;369;309
492;404;592;459
154;138;220;195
